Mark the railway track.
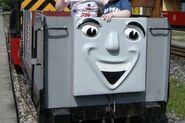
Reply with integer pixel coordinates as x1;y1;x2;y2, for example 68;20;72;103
10;65;37;123
171;44;185;58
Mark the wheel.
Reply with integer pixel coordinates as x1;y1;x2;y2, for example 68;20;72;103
39;110;50;123
37;103;51;123
143;102;168;123
39;109;72;123
50;109;71;123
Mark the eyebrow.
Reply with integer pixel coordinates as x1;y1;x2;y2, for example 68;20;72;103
77;18;101;29
128;22;145;36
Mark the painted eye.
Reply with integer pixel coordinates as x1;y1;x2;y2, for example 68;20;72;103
124;28;143;41
82;25;98;37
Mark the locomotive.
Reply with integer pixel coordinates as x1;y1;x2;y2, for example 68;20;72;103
21;12;171;123
9;0;171;122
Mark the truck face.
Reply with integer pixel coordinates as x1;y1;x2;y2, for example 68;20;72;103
74;18;147;95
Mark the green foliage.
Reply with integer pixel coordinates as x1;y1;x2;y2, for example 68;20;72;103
1;3;10;11
181;0;185;3
0;0;18;11
172;30;185;42
167;77;185;119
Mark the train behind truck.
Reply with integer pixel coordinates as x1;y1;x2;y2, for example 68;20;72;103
8;0;171;122
162;0;185;27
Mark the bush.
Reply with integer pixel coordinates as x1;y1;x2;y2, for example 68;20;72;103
0;0;17;11
1;3;10;11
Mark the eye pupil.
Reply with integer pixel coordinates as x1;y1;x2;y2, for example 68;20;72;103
87;28;96;37
81;25;98;37
129;31;138;40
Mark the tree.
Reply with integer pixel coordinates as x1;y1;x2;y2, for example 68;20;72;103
0;0;18;11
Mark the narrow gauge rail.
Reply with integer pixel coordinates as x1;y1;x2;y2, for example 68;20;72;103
10;65;37;123
171;44;185;58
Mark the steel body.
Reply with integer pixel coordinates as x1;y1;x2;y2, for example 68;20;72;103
22;11;170;109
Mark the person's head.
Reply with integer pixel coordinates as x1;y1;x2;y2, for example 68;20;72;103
109;0;119;3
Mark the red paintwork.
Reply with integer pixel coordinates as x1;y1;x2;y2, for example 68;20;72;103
163;11;185;26
43;11;71;16
10;37;21;65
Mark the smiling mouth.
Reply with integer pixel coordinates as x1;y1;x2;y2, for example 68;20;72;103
95;61;131;85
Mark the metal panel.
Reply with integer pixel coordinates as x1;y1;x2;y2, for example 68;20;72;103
73;18;147;96
21;0;70;12
44;16;74;108
32;12;44;105
22;11;33;80
146;18;171;102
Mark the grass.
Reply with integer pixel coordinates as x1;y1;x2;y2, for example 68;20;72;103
167;77;185;118
172;30;185;42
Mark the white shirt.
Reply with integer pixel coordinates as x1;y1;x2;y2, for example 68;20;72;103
68;0;100;17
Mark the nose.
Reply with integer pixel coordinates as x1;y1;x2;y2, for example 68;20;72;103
105;31;119;52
